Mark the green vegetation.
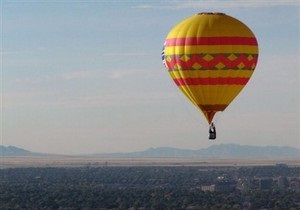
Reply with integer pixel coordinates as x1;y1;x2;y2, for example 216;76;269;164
1;166;299;209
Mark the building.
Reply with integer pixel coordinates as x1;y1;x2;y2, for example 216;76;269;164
201;184;215;192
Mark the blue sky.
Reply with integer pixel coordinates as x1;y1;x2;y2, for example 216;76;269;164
1;0;299;154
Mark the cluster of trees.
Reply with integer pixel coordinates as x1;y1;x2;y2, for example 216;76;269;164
1;166;299;209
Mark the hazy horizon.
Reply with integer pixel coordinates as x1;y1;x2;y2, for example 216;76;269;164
1;1;299;155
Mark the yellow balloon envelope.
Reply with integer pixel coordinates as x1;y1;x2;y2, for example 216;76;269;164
162;13;259;124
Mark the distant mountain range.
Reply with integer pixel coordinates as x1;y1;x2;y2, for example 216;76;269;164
95;144;300;159
0;146;41;157
1;144;299;159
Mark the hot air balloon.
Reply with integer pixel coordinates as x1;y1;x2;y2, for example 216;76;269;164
162;12;259;140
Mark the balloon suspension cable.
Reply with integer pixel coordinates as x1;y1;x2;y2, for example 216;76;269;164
211;111;222;125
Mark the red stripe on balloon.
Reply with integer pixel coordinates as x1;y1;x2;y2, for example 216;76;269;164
166;54;258;70
173;77;250;86
165;37;258;46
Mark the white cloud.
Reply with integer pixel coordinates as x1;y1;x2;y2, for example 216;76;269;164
181;0;299;8
10;70;98;85
3;83;178;109
60;71;96;80
133;4;155;9
108;70;133;79
1;50;28;56
102;52;147;57
136;0;299;10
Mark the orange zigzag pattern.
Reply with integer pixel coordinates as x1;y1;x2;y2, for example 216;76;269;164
165;54;258;70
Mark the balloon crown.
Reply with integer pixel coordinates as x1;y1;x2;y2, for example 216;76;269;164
197;12;225;15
